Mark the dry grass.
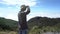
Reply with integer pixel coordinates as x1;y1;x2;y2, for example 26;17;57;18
0;31;17;34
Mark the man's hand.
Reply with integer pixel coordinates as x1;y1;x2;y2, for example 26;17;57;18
25;6;30;15
20;5;30;14
26;6;29;8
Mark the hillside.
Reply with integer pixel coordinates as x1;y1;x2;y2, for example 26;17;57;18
0;17;17;31
0;17;60;32
28;16;60;31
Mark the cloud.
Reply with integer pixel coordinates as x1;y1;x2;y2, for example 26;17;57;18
0;0;37;6
0;0;37;21
0;13;3;17
27;11;60;21
5;13;18;21
0;8;18;21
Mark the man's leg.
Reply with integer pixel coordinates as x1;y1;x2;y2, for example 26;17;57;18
19;29;28;34
19;29;22;34
22;29;28;34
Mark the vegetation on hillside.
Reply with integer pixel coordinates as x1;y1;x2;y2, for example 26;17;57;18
0;16;60;34
28;16;60;34
0;17;18;31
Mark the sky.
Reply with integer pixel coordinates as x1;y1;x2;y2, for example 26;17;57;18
0;0;60;21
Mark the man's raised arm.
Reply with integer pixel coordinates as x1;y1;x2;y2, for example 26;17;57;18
25;6;30;15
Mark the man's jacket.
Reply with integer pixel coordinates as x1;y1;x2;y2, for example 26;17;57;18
18;8;30;30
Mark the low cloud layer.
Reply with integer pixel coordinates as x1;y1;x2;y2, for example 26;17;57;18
0;0;37;6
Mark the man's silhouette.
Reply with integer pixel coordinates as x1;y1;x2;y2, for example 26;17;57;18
18;5;30;34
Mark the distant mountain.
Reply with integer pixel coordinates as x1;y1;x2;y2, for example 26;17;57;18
0;17;17;31
0;17;60;31
28;16;60;29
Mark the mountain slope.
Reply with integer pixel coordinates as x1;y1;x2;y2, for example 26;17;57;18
28;16;60;29
0;17;17;31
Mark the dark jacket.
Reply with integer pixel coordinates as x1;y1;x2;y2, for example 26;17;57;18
18;7;30;30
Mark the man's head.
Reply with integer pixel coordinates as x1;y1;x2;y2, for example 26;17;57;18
21;5;26;11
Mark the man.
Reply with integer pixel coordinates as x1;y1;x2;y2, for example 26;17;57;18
18;5;30;34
